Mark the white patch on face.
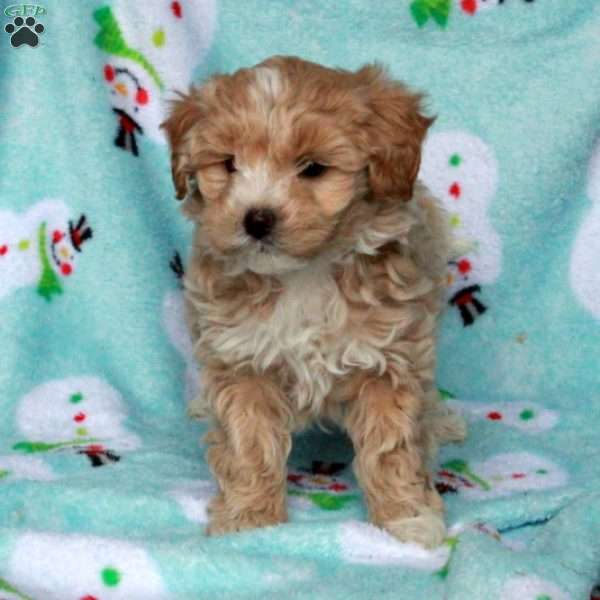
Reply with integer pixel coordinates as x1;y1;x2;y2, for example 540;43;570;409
227;160;287;211
251;66;283;111
224;160;305;274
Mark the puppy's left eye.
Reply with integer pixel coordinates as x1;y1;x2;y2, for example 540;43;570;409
224;157;237;173
299;162;328;178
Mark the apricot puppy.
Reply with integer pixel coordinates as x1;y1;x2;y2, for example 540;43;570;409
162;56;465;548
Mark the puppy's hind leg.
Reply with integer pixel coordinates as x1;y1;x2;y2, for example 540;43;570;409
345;378;446;549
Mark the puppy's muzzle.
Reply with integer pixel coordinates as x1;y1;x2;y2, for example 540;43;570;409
244;207;276;240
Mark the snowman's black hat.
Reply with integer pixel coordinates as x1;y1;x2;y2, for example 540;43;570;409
69;215;93;252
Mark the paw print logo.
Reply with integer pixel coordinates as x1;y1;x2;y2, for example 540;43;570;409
5;16;44;48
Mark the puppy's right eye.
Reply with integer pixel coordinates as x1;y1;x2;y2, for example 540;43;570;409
299;162;328;178
224;157;237;174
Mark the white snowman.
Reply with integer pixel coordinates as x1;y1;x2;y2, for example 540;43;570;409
13;376;141;467
0;576;32;600
447;399;559;434
5;532;167;600
570;139;600;318
0;200;93;302
436;451;568;500
420;130;502;326
163;251;201;404
0;455;55;482
93;0;216;156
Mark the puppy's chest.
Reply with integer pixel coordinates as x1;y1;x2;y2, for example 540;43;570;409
209;269;372;407
247;270;349;365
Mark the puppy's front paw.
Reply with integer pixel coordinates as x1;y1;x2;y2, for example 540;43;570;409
206;494;287;536
383;506;446;549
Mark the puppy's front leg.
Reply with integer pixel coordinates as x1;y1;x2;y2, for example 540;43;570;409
205;375;292;535
345;378;446;548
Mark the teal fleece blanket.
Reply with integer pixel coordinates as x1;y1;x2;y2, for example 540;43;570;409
1;1;600;598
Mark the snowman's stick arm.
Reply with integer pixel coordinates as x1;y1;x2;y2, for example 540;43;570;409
12;438;98;453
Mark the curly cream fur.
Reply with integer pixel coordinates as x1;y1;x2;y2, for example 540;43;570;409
163;56;466;548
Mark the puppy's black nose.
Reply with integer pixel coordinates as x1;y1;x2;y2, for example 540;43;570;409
243;208;276;240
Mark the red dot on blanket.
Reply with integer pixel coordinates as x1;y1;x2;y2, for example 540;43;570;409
52;230;64;243
512;473;526;479
457;258;472;274
487;411;502;420
0;245;7;256
449;182;461;198
461;0;477;14
329;482;348;492
81;596;98;600
73;412;86;423
61;263;72;276
103;64;115;82
136;88;149;105
171;1;182;18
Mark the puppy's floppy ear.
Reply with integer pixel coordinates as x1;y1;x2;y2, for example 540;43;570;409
357;64;435;202
161;90;205;201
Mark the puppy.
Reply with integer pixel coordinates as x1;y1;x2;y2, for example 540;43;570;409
162;56;465;548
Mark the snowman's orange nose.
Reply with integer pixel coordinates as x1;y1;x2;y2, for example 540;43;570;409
115;82;127;96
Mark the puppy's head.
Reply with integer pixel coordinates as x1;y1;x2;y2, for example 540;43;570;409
162;56;433;275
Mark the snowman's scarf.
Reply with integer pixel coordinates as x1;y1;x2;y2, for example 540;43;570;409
36;222;62;301
0;577;32;600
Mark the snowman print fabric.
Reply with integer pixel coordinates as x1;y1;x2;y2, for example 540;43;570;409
0;200;92;302
93;0;216;156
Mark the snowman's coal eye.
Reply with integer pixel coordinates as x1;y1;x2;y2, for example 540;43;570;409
224;157;237;174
